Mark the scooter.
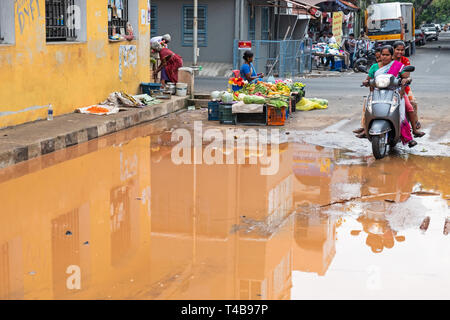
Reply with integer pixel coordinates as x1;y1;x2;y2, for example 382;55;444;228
359;65;415;159
353;48;378;73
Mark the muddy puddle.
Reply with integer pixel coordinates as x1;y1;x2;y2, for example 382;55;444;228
0;122;448;300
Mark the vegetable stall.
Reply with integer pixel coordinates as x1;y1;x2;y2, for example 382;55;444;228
208;77;328;126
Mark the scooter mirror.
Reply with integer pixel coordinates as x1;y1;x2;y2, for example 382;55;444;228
403;66;415;72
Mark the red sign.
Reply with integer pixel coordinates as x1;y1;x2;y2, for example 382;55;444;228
238;41;252;50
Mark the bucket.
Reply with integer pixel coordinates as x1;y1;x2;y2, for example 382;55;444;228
176;83;188;97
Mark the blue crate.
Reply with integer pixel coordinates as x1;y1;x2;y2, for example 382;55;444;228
208;101;220;121
140;82;162;95
331;60;343;72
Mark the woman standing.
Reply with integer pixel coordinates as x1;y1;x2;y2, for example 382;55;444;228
152;42;183;85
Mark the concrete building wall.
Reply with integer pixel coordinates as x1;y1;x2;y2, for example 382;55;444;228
0;0;151;128
151;0;236;63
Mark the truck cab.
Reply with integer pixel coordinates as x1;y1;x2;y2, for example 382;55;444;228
366;2;415;56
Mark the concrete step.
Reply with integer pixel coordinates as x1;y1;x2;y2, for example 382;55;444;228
188;99;209;108
194;93;211;99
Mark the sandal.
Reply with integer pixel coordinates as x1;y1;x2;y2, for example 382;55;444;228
413;131;426;138
356;133;367;139
408;140;418;148
353;128;364;134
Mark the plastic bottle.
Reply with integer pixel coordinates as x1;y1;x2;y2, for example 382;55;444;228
47;104;53;121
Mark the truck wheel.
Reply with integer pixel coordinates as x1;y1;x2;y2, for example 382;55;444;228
405;44;411;57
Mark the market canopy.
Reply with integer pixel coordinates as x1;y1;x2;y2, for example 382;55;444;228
296;0;360;12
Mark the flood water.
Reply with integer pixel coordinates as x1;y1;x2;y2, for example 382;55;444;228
0;120;449;300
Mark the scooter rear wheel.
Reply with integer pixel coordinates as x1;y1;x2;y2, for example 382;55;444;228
372;134;388;159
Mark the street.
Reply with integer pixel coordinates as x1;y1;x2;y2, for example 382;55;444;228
0;33;449;301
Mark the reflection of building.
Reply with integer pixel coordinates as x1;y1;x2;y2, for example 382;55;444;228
293;210;336;276
149;142;295;299
292;144;337;276
0;238;23;299
0;128;151;299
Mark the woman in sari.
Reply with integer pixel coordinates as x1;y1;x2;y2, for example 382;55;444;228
360;45;417;148
152;42;183;85
393;41;425;137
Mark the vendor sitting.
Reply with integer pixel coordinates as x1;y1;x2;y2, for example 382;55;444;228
240;51;264;83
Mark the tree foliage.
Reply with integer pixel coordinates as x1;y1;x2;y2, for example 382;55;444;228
377;0;450;25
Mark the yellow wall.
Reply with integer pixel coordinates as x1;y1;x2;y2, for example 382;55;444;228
0;0;151;129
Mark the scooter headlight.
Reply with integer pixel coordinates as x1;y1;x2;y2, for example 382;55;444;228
375;74;392;89
390;95;399;113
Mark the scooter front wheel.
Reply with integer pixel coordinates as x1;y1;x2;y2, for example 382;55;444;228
372;134;388;159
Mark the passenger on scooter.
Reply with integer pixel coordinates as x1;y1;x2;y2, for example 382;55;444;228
357;45;417;148
393;41;425;138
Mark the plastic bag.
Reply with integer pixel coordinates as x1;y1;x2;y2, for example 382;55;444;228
296;98;327;111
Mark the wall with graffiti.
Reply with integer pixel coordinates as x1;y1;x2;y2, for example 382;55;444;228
0;0;151;128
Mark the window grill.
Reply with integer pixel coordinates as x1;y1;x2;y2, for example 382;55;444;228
108;0;129;37
182;5;207;47
150;5;157;37
46;0;77;42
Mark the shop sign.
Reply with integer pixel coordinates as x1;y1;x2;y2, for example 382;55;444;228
238;41;252;50
308;7;322;18
332;11;344;46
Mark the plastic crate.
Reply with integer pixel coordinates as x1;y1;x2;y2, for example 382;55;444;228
208;101;220;121
140;82;162;95
267;105;286;126
234;106;267;126
219;104;235;125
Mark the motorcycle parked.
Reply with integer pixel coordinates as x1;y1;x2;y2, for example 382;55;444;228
359;65;415;159
353;48;378;73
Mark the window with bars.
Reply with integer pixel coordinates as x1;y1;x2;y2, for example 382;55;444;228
46;0;77;42
182;5;207;47
108;0;129;37
248;6;255;41
150;5;157;37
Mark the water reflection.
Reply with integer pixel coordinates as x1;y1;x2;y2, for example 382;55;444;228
0;122;448;300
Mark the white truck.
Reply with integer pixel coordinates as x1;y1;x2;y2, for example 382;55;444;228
366;2;415;56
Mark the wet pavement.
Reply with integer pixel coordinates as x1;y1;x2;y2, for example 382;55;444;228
0;114;448;300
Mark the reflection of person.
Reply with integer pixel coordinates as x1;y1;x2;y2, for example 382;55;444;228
240;51;264;83
152;41;183;85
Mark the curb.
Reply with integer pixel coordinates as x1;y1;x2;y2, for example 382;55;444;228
0;96;188;170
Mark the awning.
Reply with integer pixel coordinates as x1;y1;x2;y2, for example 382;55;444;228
294;0;359;12
336;0;360;11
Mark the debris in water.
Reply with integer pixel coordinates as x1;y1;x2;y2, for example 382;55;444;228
350;230;361;236
83;241;89;245
412;191;441;196
421;149;427;152
419;216;431;232
29;271;37;275
66;231;72;236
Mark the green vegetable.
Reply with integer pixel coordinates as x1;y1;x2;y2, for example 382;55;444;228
267;98;288;108
244;95;266;104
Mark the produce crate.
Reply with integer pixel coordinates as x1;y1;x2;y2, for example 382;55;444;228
219;104;235;125
141;83;162;95
208;101;220;121
267;105;286;126
234;106;267;126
